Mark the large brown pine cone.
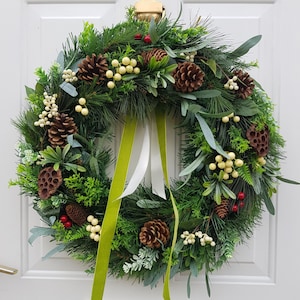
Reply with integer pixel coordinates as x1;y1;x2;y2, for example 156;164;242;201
139;219;170;249
77;53;108;85
141;48;168;65
246;124;270;157
48;113;77;148
233;69;255;99
173;62;205;93
38;166;63;199
65;203;88;226
214;198;230;219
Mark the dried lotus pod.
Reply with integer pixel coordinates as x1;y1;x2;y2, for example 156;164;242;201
38;166;63;199
139;219;170;249
246;124;270;157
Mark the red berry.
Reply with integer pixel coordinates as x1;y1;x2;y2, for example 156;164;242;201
237;192;245;201
134;33;142;40
59;215;68;223
232;204;239;213
239;201;245;208
64;221;72;228
143;34;151;44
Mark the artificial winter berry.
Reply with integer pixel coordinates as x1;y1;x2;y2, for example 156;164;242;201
143;34;151;44
134;33;142;40
64;220;72;228
232;204;239;213
60;215;68;223
239;201;245;209
237;192;245;200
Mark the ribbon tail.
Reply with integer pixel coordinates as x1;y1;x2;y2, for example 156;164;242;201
151;115;167;199
155;108;179;300
91;116;137;300
119;122;150;199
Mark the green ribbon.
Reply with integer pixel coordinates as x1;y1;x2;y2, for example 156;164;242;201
91;116;137;300
155;108;179;300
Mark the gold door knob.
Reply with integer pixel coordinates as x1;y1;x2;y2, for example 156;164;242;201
0;265;18;275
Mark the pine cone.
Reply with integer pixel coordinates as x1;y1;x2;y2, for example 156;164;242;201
233;69;255;99
77;53;108;85
246;124;270;157
48;113;77;148
65;203;88;226
139;219;170;249
173;62;205;93
214;199;230;219
141;48;168;65
38;166;63;199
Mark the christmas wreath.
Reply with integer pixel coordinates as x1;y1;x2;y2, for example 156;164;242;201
10;6;297;300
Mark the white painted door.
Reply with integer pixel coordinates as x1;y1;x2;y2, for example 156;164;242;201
1;0;299;299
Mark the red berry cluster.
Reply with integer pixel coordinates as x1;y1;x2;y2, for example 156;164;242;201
134;33;151;44
231;192;246;213
59;214;72;228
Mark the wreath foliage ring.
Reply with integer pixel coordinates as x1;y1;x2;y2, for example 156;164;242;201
11;7;289;298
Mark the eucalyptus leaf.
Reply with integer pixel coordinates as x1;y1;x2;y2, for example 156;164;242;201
67;135;83;148
89;156;100;177
149;18;159;44
230;35;262;58
25;86;35;97
164;45;177;58
136;199;162;208
195;113;216;149
42;243;66;260
276;176;300;185
263;196;275;215
202;58;217;76
56;51;65;70
178;92;197;100
59;81;78;97
193;89;221;99
235;99;260;116
28;227;55;245
179;153;206;177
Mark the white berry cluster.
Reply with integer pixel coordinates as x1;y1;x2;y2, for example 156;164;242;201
86;215;101;242
224;76;239;91
62;69;78;83
179;51;197;62
257;156;266;166
106;56;140;89
209;152;244;180
34;92;59;127
221;112;240;123
75;97;89;116
180;230;216;247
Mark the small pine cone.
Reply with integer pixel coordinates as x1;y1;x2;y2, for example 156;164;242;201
214;199;230;219
38;166;63;199
246;124;270;157
233;69;255;99
48;113;77;148
77;53;108;85
65;203;88;226
139;219;170;249
141;48;168;65
173;62;205;93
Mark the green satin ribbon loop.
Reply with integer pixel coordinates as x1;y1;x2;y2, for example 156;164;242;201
91;116;137;300
155;108;179;300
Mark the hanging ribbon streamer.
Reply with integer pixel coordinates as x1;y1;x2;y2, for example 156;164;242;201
155;108;179;300
91;116;137;300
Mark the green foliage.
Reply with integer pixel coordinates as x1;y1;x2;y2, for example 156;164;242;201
39;144;86;172
64;173;108;207
112;216;139;252
52;221;89;243
228;126;250;153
